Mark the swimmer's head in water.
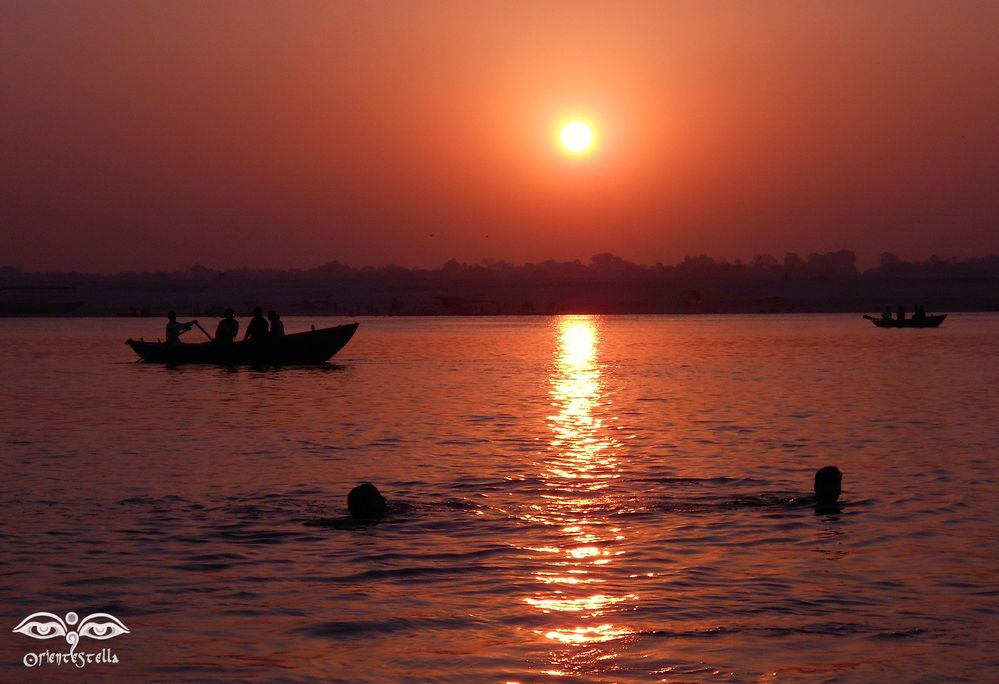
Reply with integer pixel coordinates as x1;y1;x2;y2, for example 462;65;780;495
814;466;842;505
347;483;387;518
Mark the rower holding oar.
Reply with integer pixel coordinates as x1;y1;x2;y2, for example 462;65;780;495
165;311;198;343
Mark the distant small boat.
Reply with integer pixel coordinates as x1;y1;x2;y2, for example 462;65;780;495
126;322;359;364
868;314;946;328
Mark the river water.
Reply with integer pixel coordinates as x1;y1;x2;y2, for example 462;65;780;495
0;314;996;682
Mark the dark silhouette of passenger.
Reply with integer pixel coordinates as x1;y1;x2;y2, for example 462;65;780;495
814;466;842;512
881;306;892;321
914;304;926;320
215;309;238;343
165;311;196;343
244;307;269;342
268;310;285;337
896;305;905;321
347;483;387;519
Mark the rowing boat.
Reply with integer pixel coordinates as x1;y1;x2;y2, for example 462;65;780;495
869;314;946;328
126;322;359;364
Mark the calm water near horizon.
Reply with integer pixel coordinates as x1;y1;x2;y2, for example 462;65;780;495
0;314;996;682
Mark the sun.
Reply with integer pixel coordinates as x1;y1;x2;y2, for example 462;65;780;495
559;120;593;155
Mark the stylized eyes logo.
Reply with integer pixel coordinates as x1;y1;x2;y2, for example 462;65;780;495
12;613;66;640
78;614;129;640
13;611;129;655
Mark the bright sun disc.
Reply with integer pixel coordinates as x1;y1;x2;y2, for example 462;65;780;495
560;121;593;154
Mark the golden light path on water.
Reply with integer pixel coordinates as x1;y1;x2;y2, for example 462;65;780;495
521;316;637;676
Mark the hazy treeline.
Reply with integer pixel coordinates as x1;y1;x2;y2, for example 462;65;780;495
2;251;997;284
3;251;996;317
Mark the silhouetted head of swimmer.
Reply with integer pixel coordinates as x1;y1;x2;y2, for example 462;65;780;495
814;466;842;508
347;483;387;519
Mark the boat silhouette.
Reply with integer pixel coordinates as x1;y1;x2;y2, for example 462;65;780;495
126;322;358;364
865;314;946;328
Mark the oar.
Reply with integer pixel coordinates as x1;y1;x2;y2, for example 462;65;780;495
194;321;214;341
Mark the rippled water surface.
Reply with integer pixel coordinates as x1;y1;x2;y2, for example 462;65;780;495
1;315;997;682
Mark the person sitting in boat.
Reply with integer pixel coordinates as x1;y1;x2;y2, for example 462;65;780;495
165;311;197;344
214;309;238;343
814;465;842;513
267;310;285;337
896;305;905;321
244;307;269;342
914;304;926;320
881;306;892;321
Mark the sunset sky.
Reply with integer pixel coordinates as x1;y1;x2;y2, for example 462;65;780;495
2;1;997;273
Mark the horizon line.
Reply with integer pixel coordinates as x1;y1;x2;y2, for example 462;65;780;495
3;250;998;277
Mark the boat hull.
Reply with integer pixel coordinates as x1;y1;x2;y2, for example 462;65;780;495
871;314;946;328
126;323;359;364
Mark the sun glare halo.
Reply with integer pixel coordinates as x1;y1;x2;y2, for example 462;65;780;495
560;120;594;155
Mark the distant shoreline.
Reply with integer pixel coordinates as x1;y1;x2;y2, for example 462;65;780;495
3;254;997;317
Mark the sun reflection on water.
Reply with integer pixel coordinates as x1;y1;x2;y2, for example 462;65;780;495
522;316;636;675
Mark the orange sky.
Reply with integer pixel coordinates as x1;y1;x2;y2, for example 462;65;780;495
2;1;997;272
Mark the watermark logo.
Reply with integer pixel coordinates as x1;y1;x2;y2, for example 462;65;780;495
12;611;129;668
